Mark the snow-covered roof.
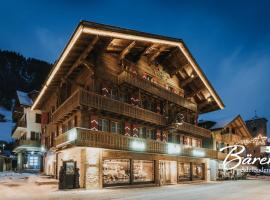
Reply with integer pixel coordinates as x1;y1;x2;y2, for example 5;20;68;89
17;91;33;106
209;116;236;130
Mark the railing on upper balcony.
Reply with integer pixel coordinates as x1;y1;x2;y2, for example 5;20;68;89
222;133;241;144
55;127;224;160
52;89;167;125
14;139;41;148
118;70;197;112
169;122;211;138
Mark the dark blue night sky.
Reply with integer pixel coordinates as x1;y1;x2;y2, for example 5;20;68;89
1;0;270;137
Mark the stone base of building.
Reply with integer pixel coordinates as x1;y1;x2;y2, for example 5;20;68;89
44;147;213;189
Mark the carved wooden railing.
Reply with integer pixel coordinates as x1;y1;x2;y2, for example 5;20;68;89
52;89;166;125
169;122;211;138
222;133;241;144
55;128;223;160
52;90;81;123
118;70;197;112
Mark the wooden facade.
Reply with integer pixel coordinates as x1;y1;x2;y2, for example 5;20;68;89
32;21;226;188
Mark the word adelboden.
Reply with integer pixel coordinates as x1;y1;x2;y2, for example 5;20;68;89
220;145;270;170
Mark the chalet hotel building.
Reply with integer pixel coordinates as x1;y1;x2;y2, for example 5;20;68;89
31;21;227;188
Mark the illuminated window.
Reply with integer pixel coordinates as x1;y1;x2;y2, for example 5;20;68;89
28;155;39;168
133;160;154;183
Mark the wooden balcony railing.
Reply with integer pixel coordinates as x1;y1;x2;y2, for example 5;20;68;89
222;133;241;144
55;128;223;160
52;89;166;125
168;122;211;138
118;71;197;112
19;139;41;146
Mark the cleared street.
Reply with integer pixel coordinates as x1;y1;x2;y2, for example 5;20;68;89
0;173;269;200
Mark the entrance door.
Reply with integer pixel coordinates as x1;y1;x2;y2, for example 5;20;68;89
159;161;177;185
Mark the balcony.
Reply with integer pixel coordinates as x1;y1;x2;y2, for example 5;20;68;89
118;71;197;112
52;89;167;125
168;122;211;138
13;139;41;153
18;140;41;147
222;133;241;144
12;118;27;139
55;127;222;160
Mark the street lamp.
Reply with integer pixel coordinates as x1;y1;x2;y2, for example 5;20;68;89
2;144;5;150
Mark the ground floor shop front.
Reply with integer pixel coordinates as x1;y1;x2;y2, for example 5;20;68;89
16;150;42;171
44;147;210;189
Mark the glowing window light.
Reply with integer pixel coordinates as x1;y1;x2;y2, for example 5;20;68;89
192;149;205;157
168;143;181;154
131;140;145;151
68;128;77;142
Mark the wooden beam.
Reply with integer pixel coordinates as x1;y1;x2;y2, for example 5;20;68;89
142;43;158;56
198;100;211;110
181;74;198;88
64;36;99;79
169;63;189;77
149;46;167;63
120;41;136;60
186;87;204;98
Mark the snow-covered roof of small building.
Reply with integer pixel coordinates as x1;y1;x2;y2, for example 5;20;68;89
16;91;33;106
210;116;236;130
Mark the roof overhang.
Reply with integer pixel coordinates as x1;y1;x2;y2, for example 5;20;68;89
31;21;224;113
224;115;252;139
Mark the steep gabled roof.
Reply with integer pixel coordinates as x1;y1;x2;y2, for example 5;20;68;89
31;21;224;113
201;115;252;139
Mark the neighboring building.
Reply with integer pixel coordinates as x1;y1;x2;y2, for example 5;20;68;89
0;155;12;172
32;21;226;188
246;115;268;137
12;90;43;171
199;115;252;180
245;115;268;158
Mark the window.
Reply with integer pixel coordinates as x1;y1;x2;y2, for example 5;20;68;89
111;121;122;134
111;87;118;100
30;132;40;140
178;162;191;181
28;155;39;168
35;114;41;123
103;159;130;185
138;127;146;138
133;160;154;183
168;133;173;143
98;119;109;132
146;129;155;140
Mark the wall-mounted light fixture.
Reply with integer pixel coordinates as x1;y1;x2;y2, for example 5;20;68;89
131;140;146;151
192;149;205;157
168;143;181;154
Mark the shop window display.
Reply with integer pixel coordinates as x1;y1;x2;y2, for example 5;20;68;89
133;160;154;183
103;159;130;185
192;163;204;180
178;162;191;181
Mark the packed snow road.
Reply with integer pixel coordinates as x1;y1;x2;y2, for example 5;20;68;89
0;172;269;200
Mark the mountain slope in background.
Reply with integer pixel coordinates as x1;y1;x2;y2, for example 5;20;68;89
0;50;52;142
0;50;52;110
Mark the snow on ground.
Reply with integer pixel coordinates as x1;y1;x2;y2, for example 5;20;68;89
0;172;270;200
